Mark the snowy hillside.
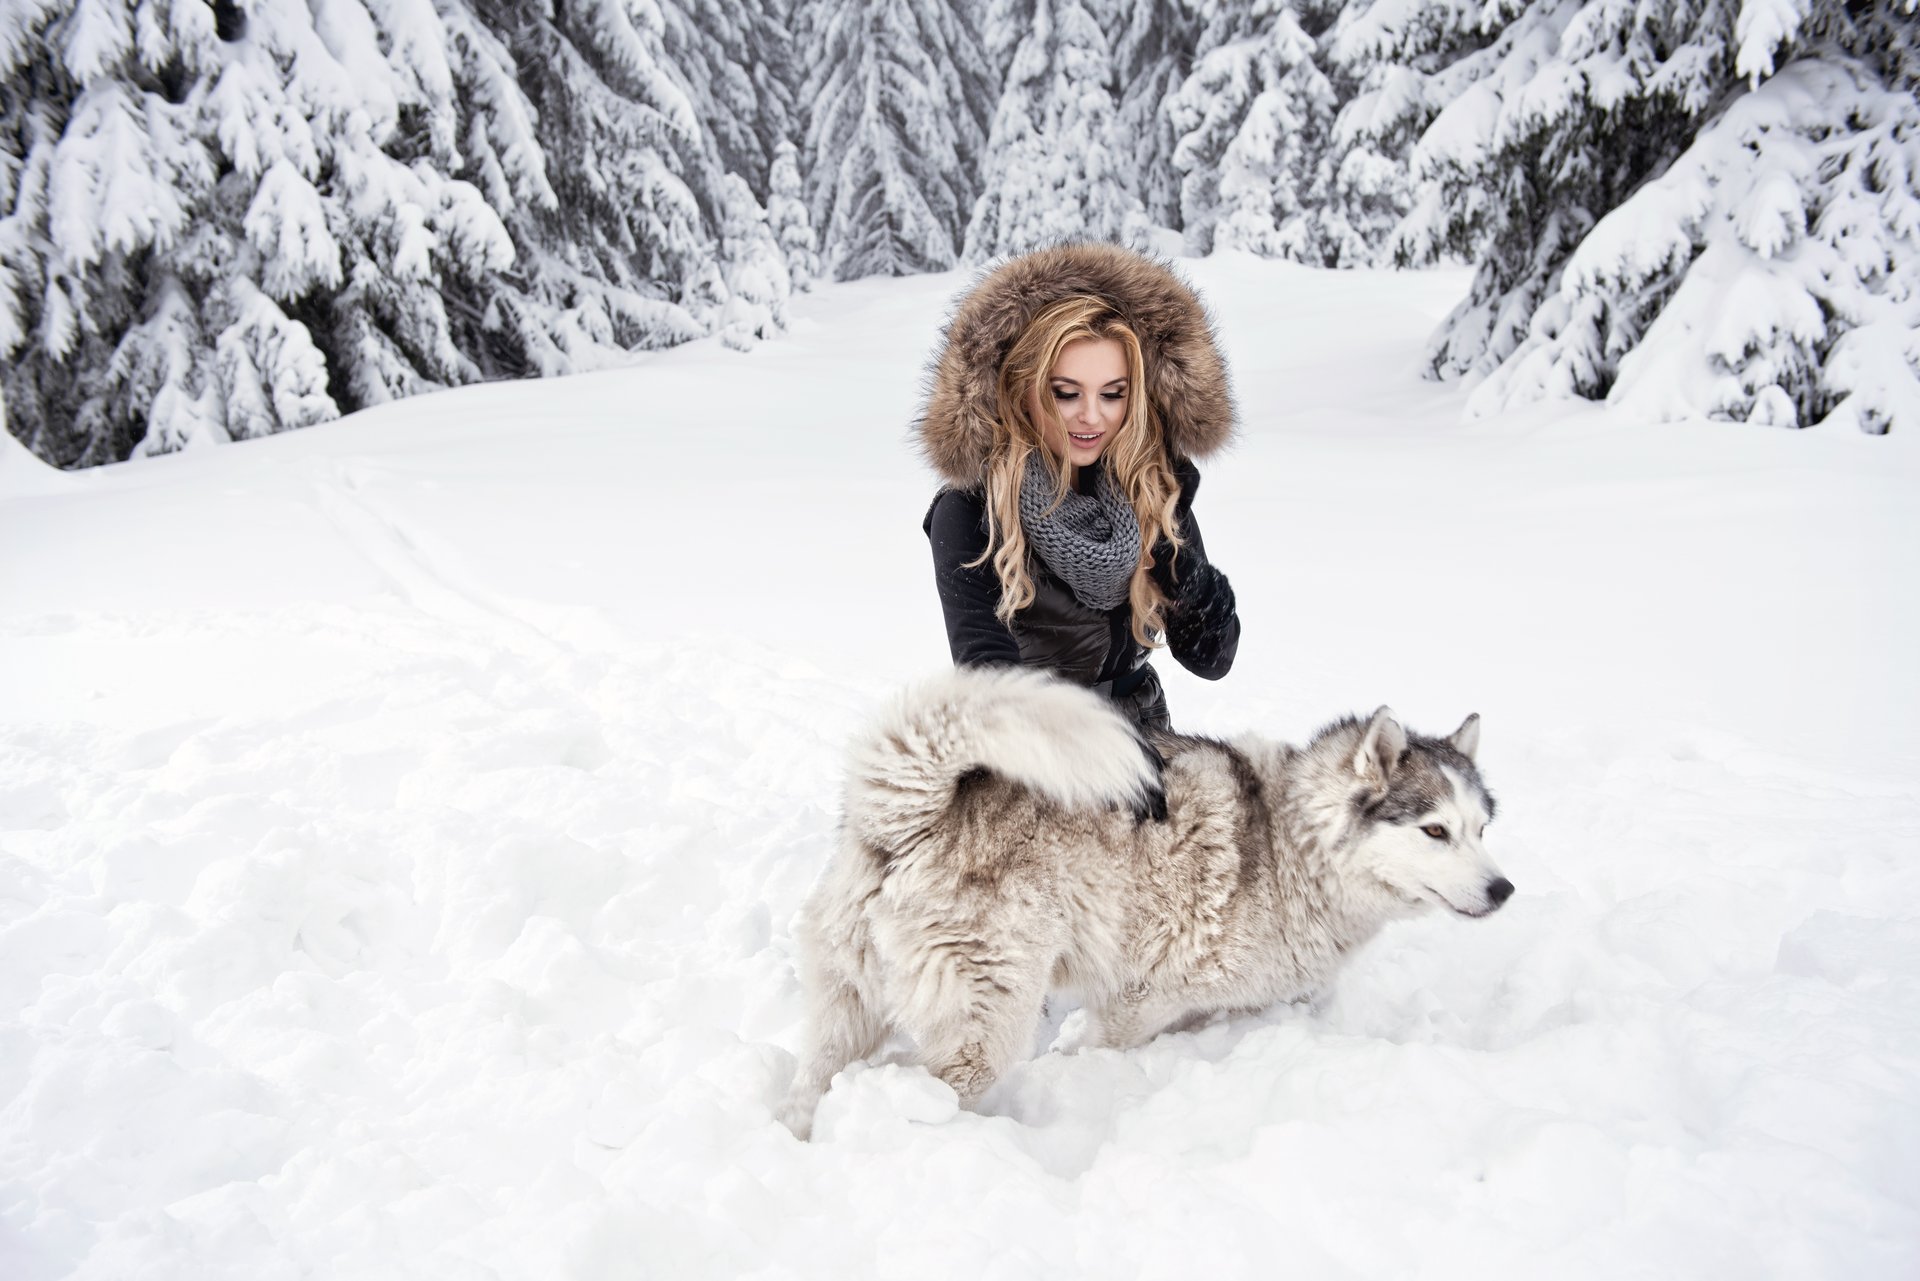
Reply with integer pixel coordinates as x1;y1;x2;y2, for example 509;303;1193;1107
3;258;1917;1279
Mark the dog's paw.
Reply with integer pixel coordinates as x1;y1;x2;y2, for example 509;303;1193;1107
776;1105;814;1142
775;1090;819;1141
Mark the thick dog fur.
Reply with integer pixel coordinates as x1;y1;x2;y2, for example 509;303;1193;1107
780;667;1512;1139
917;243;1237;487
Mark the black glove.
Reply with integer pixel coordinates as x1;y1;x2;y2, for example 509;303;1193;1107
1154;558;1236;688
1164;559;1235;650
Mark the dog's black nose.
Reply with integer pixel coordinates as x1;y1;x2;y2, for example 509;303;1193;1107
1487;877;1515;907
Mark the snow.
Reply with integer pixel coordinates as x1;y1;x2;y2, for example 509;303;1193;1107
3;256;1918;1279
1733;0;1813;83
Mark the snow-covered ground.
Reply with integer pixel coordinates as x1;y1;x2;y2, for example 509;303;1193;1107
3;257;1916;1280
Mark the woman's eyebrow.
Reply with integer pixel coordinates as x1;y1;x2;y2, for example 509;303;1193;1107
1049;376;1129;387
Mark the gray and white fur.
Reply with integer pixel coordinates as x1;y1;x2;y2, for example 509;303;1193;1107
780;666;1512;1139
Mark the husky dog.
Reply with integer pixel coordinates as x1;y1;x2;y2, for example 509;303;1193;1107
780;667;1511;1139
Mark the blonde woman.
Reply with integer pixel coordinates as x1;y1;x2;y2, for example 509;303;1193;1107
918;243;1241;735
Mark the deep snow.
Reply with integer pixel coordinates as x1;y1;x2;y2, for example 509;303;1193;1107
2;256;1916;1280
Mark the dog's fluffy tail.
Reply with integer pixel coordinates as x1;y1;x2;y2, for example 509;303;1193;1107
844;666;1159;850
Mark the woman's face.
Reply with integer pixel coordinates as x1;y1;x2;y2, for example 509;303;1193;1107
1031;337;1128;470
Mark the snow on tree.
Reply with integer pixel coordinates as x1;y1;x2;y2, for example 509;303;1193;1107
458;0;715;375
717;174;792;351
963;0;1139;261
660;0;798;198
1314;0;1433;264
112;278;224;457
1369;1;1671;381
1163;1;1357;263
802;0;995;280
1324;0;1504;276
1;0;788;467
0;0;511;466
1473;56;1920;434
437;0;792;369
214;276;338;443
976;0;1031;70
1110;0;1199;233
767;138;819;291
1352;0;1920;433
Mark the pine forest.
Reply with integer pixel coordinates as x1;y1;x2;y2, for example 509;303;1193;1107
2;0;1916;467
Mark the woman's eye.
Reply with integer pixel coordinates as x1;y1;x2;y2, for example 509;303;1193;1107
1051;390;1079;401
1422;824;1447;840
1101;391;1125;401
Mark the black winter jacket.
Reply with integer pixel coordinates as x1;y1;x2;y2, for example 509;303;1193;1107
923;457;1240;690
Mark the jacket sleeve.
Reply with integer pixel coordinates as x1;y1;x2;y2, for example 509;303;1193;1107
924;489;1023;668
1151;459;1241;681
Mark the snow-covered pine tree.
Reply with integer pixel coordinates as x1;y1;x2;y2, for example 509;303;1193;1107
458;0;723;376
802;0;996;279
0;0;792;466
1110;0;1199;234
1324;0;1500;274
1344;1;1669;381
717;174;791;351
1314;0;1430;265
1476;54;1920;434
977;0;1030;70
660;0;798;198
1;0;518;465
1163;1;1353;262
767;138;819;291
964;0;1139;261
1356;0;1920;433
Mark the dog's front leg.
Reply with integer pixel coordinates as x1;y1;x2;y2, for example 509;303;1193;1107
1082;981;1189;1051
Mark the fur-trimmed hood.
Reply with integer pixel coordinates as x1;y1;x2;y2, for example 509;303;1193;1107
916;243;1238;487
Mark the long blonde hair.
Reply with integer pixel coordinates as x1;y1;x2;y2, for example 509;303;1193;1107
972;296;1184;647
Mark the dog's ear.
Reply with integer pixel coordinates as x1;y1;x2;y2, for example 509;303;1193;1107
1353;706;1407;791
1448;713;1481;762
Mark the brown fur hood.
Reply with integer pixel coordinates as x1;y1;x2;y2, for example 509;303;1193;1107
916;243;1238;487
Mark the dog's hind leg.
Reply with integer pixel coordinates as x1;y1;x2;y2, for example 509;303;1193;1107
779;894;887;1140
779;973;885;1140
896;936;1052;1105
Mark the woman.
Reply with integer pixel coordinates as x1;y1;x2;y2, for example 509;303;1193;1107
918;243;1241;733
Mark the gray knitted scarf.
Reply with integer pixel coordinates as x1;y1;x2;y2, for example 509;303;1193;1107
1018;454;1140;611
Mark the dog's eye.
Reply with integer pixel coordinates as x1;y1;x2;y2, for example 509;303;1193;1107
1422;824;1447;840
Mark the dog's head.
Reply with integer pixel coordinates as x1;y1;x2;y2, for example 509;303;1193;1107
1339;707;1512;918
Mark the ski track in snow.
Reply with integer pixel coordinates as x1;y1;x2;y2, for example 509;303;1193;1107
309;460;574;660
3;260;1918;1279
